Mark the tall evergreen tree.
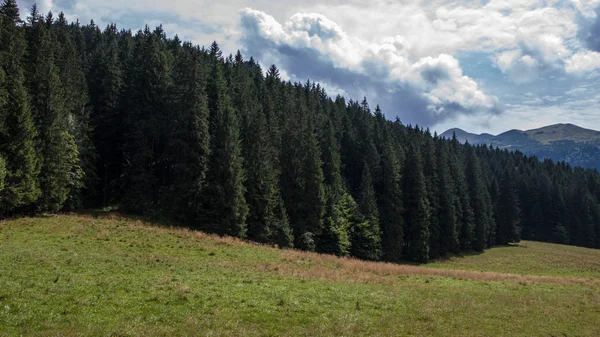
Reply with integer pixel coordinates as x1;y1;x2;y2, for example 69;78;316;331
161;41;211;222
378;127;404;262
402;143;430;262
25;7;80;212
496;168;521;245
233;51;292;246
280;86;325;250
0;0;41;213
465;146;491;251
120;26;172;213
436;139;459;255
423;132;441;258
200;42;248;237
319;120;352;256
351;163;382;260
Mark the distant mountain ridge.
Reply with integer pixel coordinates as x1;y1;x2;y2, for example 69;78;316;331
441;124;600;170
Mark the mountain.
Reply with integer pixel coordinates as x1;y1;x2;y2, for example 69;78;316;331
441;124;600;170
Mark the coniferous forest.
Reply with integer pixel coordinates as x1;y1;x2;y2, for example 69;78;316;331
2;0;600;263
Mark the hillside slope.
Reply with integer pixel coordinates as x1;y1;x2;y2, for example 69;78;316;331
441;123;600;169
1;214;599;336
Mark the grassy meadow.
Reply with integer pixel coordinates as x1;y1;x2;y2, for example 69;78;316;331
1;214;599;336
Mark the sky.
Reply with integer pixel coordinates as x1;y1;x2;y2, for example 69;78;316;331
15;0;600;135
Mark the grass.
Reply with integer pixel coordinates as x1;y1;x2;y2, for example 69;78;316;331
1;214;599;336
428;241;600;279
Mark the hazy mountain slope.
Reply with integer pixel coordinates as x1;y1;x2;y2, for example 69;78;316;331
441;124;600;170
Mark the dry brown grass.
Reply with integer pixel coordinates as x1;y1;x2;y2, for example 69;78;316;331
272;250;600;286
60;212;600;287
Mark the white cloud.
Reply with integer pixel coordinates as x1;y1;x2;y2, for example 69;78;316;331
240;8;500;125
565;51;600;73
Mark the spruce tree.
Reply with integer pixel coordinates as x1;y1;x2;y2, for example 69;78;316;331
465;146;491;251
233;51;291;246
25;6;80;212
280;86;325;250
436;139;459;255
120;26;172;213
200;42;248;237
88;24;124;206
450;135;474;251
423;132;440;258
319;120;351;256
351;163;382;260
162;41;211;222
496;168;521;245
53;11;93;209
379;127;404;262
0;0;41;213
402;143;430;262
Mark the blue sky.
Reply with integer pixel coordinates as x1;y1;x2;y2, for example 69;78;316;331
16;0;600;135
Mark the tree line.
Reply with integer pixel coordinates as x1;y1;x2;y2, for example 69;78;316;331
1;1;599;262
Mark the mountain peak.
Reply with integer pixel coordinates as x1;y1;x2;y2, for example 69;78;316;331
525;123;600;144
439;123;600;170
440;128;478;143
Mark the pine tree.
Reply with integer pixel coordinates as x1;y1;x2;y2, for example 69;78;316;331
496;168;521;245
280;85;325;250
88;24;124;206
319;120;351;256
378;127;404;262
350;163;382;260
465;146;491;251
436;139;459;255
200;42;248;237
233;51;291;246
120;26;172;213
450;135;474;251
0;0;41;213
423;132;440;258
161;41;211;222
25;6;79;212
53;11;93;209
402;143;430;262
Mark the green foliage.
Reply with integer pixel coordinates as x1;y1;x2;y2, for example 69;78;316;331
465;146;491;251
0;1;41;213
351;164;382;261
378;128;404;262
436;139;460;255
161;41;210;222
402;143;430;263
280;87;325;249
319;190;354;256
24;9;84;212
0;155;6;193
200;43;248;237
496;169;521;245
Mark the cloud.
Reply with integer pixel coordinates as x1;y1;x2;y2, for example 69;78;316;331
582;5;600;51
239;8;501;126
565;50;600;73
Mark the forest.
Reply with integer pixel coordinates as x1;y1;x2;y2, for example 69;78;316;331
1;0;600;263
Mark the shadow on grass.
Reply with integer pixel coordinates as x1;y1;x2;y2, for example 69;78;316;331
73;207;188;231
428;243;526;263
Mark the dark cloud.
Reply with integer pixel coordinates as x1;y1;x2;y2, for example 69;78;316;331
576;5;600;52
586;7;600;52
420;66;451;86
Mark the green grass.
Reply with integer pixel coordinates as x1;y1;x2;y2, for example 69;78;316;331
428;241;600;279
1;214;599;336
